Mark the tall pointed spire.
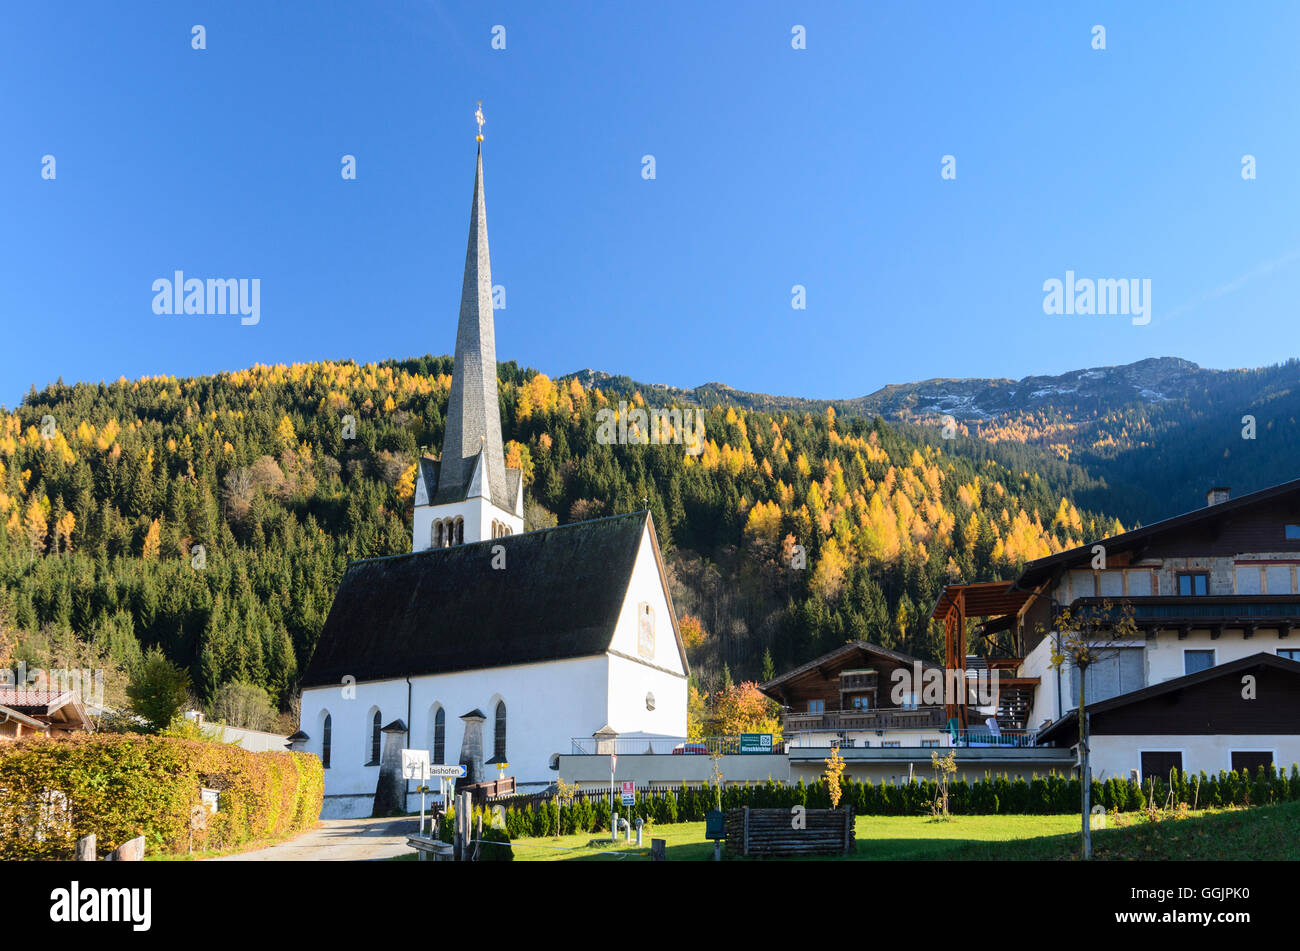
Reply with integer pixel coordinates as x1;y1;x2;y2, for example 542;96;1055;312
435;144;509;508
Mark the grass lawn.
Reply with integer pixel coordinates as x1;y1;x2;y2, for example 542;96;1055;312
509;813;1079;862
505;801;1300;861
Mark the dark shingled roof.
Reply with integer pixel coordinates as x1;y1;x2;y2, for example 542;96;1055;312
301;511;652;688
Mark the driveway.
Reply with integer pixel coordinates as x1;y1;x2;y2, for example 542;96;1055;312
210;816;421;861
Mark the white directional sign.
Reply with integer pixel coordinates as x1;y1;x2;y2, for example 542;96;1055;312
429;764;467;779
401;749;431;781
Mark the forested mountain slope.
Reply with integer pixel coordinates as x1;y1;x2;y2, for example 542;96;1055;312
0;355;1124;709
572;357;1300;523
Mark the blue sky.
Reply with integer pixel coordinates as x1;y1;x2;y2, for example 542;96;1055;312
3;1;1299;408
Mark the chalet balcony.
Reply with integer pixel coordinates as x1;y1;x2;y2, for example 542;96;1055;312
839;670;878;691
1070;595;1300;637
782;707;947;733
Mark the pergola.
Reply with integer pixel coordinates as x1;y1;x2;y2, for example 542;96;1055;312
930;581;1036;731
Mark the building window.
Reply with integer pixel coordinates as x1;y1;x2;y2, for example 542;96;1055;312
321;713;332;769
920;739;939;748
1176;572;1209;596
1140;751;1183;784
432;706;445;765
494;701;507;761
882;741;901;748
1231;751;1273;776
1278;649;1300;662
637;602;655;659
851;695;870;710
1184;649;1215;675
433;521;443;548
369;710;382;765
807;699;825;715
1286;525;1300;540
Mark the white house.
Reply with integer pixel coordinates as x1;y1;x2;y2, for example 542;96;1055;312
296;140;688;819
933;478;1300;783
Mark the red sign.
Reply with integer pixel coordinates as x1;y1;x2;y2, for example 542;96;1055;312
621;780;634;795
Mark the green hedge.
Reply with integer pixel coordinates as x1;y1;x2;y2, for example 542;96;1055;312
491;765;1300;838
0;733;324;859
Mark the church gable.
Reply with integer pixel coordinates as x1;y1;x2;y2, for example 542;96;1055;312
606;518;688;677
414;456;440;507
302;511;652;688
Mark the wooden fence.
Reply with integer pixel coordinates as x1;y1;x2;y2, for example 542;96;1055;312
725;806;855;857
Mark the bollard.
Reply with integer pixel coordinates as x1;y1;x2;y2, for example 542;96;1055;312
109;835;145;861
75;833;96;861
611;811;618;842
635;817;644;847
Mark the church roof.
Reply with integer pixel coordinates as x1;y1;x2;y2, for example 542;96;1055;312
434;145;511;510
300;511;654;688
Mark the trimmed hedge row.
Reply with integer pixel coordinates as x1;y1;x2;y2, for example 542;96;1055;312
0;733;323;859
490;765;1300;838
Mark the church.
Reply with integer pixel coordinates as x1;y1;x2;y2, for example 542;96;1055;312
296;134;689;819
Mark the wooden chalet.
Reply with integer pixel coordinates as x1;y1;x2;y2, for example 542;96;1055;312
759;641;949;745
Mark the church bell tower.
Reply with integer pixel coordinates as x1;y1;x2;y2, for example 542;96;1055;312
412;114;524;552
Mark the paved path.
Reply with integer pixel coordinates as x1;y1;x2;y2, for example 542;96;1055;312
211;816;420;861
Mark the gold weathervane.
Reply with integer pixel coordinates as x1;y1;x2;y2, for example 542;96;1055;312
475;101;485;142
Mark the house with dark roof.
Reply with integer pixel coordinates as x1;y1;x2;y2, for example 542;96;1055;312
930;478;1300;780
757;641;1074;783
295;137;687;819
1035;653;1300;782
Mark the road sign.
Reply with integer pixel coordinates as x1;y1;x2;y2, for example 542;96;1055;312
428;764;467;779
739;733;774;754
401;749;431;781
621;780;635;807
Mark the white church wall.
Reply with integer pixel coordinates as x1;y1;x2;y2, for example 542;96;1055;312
607;524;687;676
302;654;612;819
606;652;688;737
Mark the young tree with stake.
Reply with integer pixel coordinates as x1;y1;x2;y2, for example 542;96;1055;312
1043;598;1138;860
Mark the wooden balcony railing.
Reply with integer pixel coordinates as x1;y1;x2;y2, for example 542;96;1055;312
839;671;878;691
1069;595;1300;633
782;707;946;733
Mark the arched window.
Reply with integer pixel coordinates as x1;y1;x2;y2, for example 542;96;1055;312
429;705;445;765
456;518;464;545
369;709;382;764
493;700;507;761
321;712;332;769
433;521;443;548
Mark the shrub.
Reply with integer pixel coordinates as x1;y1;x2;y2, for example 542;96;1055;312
0;733;322;859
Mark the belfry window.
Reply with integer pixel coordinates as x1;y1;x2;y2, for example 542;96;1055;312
369;710;382;765
494;701;507;761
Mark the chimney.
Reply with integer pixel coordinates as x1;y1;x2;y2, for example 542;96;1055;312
1206;486;1231;507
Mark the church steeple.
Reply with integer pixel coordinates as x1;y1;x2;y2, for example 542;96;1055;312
435;144;509;510
412;120;524;554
